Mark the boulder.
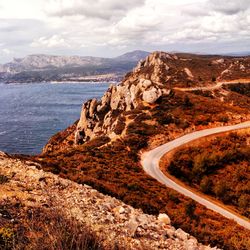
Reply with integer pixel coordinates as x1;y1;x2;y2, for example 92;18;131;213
158;213;171;225
110;86;121;110
142;87;162;104
97;90;112;112
175;228;189;241
89;99;97;118
139;79;152;90
185;238;199;250
126;218;139;237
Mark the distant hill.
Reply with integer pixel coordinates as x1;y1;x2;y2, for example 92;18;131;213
224;51;250;56
114;50;149;61
0;50;150;83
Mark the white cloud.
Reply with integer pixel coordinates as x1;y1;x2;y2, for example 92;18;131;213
209;0;250;15
45;0;145;20
31;35;70;48
0;0;45;19
0;0;249;63
1;48;12;54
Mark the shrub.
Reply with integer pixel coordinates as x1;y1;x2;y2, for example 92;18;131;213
214;181;227;200
238;194;249;209
218;115;229;123
0;175;9;184
183;95;193;108
200;177;212;194
0;227;15;249
185;200;196;219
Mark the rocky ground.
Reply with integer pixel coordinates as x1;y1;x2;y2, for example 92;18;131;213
0;151;217;250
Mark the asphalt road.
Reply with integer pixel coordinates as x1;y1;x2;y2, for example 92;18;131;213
174;80;250;92
141;121;250;230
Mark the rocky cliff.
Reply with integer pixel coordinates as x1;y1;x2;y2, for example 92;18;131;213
0;152;216;250
73;51;250;146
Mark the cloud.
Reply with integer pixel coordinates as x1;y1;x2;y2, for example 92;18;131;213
1;48;12;55
31;35;70;48
46;0;145;20
209;0;250;15
0;0;250;63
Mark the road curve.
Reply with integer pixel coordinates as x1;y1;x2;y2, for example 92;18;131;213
173;80;250;92
141;121;250;230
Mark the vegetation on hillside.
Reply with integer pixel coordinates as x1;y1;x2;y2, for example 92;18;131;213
0;199;103;250
167;132;250;218
30;91;250;250
225;83;250;97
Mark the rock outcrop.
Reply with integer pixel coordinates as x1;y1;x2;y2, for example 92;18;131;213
75;52;172;144
0;152;217;249
40;51;250;152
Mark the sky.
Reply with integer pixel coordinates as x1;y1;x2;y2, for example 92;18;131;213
0;0;250;63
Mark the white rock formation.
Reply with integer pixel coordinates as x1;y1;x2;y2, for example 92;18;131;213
74;53;170;144
143;87;162;104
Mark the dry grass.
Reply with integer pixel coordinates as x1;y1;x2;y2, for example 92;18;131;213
0;199;104;250
166;132;250;218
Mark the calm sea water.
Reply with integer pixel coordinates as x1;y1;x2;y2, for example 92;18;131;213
0;82;110;155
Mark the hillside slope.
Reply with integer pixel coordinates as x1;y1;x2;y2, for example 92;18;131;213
32;51;250;250
163;130;250;218
0;151;214;250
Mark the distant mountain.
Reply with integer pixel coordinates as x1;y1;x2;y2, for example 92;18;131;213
0;50;150;83
114;50;149;61
224;51;250;56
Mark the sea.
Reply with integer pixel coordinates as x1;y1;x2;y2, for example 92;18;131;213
0;82;110;155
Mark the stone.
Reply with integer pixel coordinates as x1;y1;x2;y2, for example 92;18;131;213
165;228;175;238
139;79;152;90
103;111;112;128
89;99;97;117
97;89;112;112
184;68;194;79
137;214;149;225
110;86;121;110
216;59;224;64
118;206;125;214
126;218;139;237
186;238;199;250
142;87;162;104
0;152;215;249
240;64;246;71
158;213;171;225
175;228;189;241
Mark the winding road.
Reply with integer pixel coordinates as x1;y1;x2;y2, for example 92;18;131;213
141;121;250;230
173;79;250;92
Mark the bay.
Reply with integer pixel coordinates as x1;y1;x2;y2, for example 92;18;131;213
0;82;110;155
